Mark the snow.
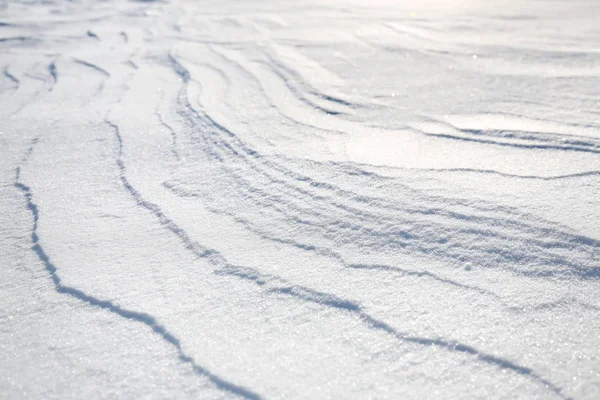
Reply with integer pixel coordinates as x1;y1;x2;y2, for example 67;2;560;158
1;0;600;398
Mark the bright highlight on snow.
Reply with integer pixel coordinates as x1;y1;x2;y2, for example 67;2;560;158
1;0;599;398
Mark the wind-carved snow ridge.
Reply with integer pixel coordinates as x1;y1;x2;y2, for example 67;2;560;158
73;59;110;77
162;55;600;281
217;261;573;400
86;30;99;40
419;130;600;155
168;53;191;83
47;62;57;88
0;36;32;43
168;181;598;315
109;119;571;399
162;182;499;298
3;0;600;398
3;67;19;89
108;120;220;260
14;144;262;400
380;165;600;181
409;117;600;155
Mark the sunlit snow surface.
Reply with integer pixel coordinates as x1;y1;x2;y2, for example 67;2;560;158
1;0;600;398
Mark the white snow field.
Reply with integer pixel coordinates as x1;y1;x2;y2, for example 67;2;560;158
1;0;600;398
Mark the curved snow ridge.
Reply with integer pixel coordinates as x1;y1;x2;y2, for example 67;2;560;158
164;178;600;319
47;61;57;90
156;108;180;161
163;180;502;300
14;158;262;400
73;58;111;77
3;0;600;398
2;66;19;89
259;47;355;116
409;117;600;154
310;157;600;183
163;75;600;281
109;117;573;399
414;129;600;155
203;46;365;136
213;259;573;400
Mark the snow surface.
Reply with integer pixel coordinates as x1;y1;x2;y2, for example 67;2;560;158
1;0;600;398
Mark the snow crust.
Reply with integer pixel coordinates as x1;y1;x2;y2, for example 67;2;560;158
1;0;600;398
